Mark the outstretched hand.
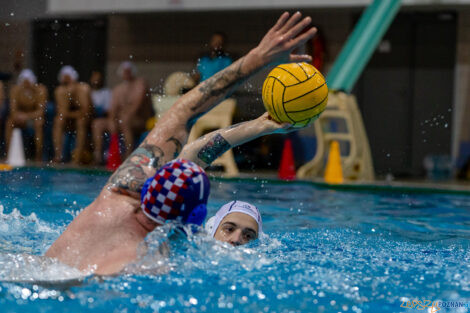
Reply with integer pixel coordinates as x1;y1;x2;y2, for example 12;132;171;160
251;12;317;67
257;112;300;134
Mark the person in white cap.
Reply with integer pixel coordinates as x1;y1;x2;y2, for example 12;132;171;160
205;201;262;246
53;65;91;164
6;69;47;161
46;12;316;275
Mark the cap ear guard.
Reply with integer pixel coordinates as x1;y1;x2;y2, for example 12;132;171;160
184;204;207;225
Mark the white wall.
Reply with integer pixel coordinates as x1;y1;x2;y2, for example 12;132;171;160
104;10;351;93
47;0;470;14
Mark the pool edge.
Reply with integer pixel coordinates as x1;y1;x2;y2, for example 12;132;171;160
8;166;470;196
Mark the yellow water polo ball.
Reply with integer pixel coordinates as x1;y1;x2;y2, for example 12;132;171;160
262;62;328;128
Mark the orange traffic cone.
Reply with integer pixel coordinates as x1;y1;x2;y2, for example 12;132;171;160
278;138;296;180
324;140;344;184
106;133;122;171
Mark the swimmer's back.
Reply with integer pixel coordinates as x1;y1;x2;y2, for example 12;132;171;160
45;187;149;275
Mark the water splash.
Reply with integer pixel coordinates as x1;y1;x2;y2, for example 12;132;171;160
1;169;470;312
0;205;62;254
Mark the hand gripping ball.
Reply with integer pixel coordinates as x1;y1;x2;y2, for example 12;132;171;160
262;62;328;128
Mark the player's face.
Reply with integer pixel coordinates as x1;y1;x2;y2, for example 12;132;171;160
210;34;224;52
21;79;32;88
214;212;258;246
61;74;73;85
121;67;133;81
90;71;103;88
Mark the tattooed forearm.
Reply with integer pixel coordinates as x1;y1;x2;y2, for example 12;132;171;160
108;143;164;193
190;57;247;112
197;134;231;165
166;137;182;158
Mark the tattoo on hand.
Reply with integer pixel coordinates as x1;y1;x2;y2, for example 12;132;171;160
197;134;231;165
190;57;247;112
108;142;164;193
166;137;182;158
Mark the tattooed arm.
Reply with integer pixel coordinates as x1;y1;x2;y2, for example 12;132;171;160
105;12;315;196
165;12;317;129
178;112;293;168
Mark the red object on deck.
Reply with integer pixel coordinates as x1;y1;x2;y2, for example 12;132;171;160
278;138;296;180
106;133;122;171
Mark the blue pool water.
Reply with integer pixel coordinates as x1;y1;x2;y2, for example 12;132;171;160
1;168;470;313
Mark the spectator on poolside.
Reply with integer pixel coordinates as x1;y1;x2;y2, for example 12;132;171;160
90;70;112;164
53;65;91;164
108;61;153;159
5;69;47;161
194;32;233;83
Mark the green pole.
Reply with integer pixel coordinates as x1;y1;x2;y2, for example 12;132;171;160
326;0;401;93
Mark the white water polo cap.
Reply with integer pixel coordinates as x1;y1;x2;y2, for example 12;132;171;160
58;65;78;82
205;200;262;237
18;69;37;85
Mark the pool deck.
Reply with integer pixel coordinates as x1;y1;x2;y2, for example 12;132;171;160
2;162;470;195
231;170;470;195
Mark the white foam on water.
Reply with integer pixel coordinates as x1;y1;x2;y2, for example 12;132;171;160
124;223;276;275
0;204;86;284
0;204;61;238
0;253;85;283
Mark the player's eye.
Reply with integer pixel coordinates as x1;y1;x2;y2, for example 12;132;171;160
244;232;255;241
223;226;234;233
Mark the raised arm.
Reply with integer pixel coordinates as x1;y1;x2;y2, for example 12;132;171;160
178;112;291;168
169;12;316;129
108;12;315;195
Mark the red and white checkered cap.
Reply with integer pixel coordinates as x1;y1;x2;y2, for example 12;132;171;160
141;159;210;225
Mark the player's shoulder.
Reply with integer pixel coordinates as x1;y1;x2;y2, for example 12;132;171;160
197;53;211;63
135;76;147;85
77;82;91;92
113;81;126;91
54;84;65;95
36;83;47;91
220;52;232;59
10;84;20;93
